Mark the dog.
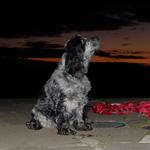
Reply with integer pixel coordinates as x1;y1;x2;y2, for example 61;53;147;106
26;35;99;135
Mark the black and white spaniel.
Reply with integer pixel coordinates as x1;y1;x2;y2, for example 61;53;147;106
26;35;99;135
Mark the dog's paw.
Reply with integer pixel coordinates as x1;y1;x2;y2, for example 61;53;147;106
57;128;76;135
26;120;43;130
74;121;93;131
85;122;93;131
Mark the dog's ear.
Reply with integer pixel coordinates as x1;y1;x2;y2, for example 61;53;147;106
64;35;85;54
74;34;85;45
64;34;81;47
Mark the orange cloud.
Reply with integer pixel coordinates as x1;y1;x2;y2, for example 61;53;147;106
19;55;150;66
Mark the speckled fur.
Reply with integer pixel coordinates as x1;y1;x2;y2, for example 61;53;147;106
26;35;99;135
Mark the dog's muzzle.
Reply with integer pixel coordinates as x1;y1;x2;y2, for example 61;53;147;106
84;36;100;58
89;36;100;51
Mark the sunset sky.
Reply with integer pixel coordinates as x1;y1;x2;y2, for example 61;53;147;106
1;22;150;65
1;1;150;65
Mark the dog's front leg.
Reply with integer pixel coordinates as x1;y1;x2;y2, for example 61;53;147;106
83;105;93;130
56;112;76;135
73;106;93;131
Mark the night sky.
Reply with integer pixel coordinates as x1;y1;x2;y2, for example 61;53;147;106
0;1;150;98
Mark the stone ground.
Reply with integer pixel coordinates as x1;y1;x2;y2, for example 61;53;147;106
1;98;150;150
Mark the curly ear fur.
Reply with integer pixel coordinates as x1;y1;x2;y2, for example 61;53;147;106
64;35;86;79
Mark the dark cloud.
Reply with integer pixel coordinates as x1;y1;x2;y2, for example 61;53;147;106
95;50;111;57
111;50;120;53
123;37;129;40
121;43;130;46
109;50;144;54
129;51;144;54
25;41;63;49
95;50;146;59
111;55;146;59
130;27;137;30
0;47;64;59
0;2;150;37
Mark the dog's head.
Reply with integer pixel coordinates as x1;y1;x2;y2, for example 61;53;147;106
64;35;99;79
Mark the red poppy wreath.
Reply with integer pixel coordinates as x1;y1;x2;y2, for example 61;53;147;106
92;100;150;118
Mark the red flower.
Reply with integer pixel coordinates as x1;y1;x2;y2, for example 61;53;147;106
139;101;150;118
92;103;105;114
103;104;113;115
92;100;150;119
92;103;113;115
124;102;138;113
112;103;124;115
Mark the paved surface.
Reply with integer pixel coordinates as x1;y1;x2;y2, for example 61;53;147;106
0;98;150;150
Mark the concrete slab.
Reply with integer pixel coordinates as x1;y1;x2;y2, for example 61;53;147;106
102;143;150;150
0;124;82;149
139;135;150;143
75;127;147;144
0;98;150;150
